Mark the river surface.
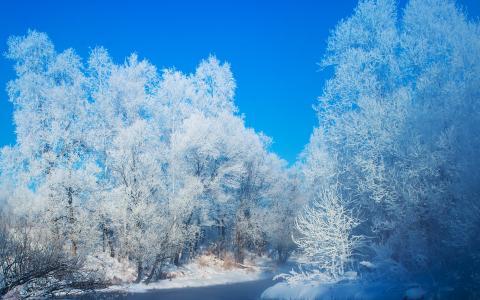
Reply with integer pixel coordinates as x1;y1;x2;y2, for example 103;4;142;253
73;278;276;300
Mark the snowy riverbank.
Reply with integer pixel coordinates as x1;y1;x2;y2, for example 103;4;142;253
94;253;274;294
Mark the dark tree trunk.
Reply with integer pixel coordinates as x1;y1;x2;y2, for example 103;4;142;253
67;187;77;256
135;260;143;283
277;247;288;263
145;254;164;284
108;237;115;258
173;251;181;266
102;225;107;253
234;230;244;264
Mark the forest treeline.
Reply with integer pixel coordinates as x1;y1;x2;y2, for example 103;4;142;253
0;32;302;296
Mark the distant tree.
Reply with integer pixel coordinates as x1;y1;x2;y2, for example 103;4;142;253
263;169;304;263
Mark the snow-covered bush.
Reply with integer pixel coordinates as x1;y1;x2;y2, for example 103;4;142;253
0;212;104;298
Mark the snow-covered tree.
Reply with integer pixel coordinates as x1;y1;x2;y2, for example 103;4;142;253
294;187;362;280
302;0;480;291
5;31;99;256
263;169;304;263
1;29;299;290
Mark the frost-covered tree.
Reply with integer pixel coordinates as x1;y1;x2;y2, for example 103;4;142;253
231;144;286;262
1;30;295;290
263;169;304;263
302;0;480;292
294;187;362;280
5;31;99;256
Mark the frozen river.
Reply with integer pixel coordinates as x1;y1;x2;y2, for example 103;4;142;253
73;278;275;300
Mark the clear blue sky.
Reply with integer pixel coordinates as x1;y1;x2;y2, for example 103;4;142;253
0;0;479;163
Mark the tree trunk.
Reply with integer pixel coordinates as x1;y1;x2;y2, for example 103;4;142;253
277;247;288;263
108;236;115;258
72;240;77;257
234;229;244;264
173;251;181;266
145;254;163;284
67;187;77;256
217;218;226;258
102;226;107;253
135;260;143;283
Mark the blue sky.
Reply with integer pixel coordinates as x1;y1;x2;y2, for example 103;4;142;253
0;0;479;164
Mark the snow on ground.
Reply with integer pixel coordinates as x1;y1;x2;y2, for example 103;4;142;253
261;280;408;300
100;253;273;293
261;279;447;300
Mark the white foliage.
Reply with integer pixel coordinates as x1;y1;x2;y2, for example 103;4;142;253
298;0;480;294
1;29;296;288
294;187;362;280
